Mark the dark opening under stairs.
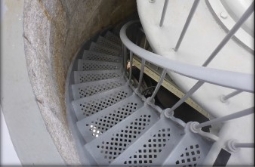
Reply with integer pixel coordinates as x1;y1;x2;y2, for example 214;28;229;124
65;26;214;166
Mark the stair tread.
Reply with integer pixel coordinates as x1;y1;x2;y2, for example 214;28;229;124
84;105;160;165
162;129;213;166
82;50;122;63
89;42;120;56
104;31;122;45
77;59;122;71
96;36;121;51
110;117;185;165
71;77;126;100
77;94;143;143
72;84;133;121
74;70;123;84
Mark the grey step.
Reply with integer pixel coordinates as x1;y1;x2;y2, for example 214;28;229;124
84;105;160;165
77;60;122;71
110;117;184;166
162;127;213;166
72;77;126;100
89;42;120;56
104;31;122;45
74;70;123;84
77;94;143;143
96;36;121;51
72;84;133;121
82;50;122;63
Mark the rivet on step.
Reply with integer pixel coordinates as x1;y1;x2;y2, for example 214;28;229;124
220;12;228;19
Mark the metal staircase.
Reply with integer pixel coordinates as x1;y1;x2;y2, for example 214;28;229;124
65;27;216;166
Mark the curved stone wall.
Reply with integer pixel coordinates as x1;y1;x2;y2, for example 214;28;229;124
23;0;136;164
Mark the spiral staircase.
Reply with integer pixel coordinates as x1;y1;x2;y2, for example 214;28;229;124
64;0;254;166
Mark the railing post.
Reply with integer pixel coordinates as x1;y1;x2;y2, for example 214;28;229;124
164;80;204;118
193;107;253;129
159;0;169;27
123;44;127;72
147;69;167;103
226;139;254;152
220;90;242;103
135;59;146;93
128;51;133;82
174;0;200;51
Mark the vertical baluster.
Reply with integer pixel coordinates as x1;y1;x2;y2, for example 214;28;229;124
148;69;167;103
226;140;254;152
143;37;147;49
164;80;204;118
165;2;254;118
136;59;146;93
123;44;127;73
220;90;242;102
193;107;254;129
129;51;133;82
174;0;200;51
159;0;169;27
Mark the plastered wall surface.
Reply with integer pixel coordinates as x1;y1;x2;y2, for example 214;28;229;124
22;0;136;164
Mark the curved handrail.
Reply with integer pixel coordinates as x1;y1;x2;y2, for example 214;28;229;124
120;21;254;93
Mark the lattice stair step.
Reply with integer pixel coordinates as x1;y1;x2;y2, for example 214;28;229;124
104;31;122;45
74;70;123;84
162;124;213;166
96;36;121;51
82;50;122;63
89;42;120;56
77;94;143;143
110;117;185;166
71;77;126;100
84;105;160;165
72;84;133;120
77;59;122;71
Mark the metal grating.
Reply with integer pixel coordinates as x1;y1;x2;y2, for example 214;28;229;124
72;85;132;120
175;144;201;167
84;105;160;165
83;51;122;63
96;114;152;164
77;60;122;71
124;128;171;165
72;77;126;100
97;36;121;51
74;70;122;84
87;102;138;134
90;42;120;56
104;31;122;45
77;95;143;143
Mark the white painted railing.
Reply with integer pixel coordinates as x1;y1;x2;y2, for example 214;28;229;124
119;2;254;149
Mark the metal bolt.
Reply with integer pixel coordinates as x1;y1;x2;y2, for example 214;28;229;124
149;0;156;3
220;12;228;19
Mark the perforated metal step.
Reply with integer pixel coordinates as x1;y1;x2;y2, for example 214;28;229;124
74;70;123;84
104;31;122;45
83;50;122;63
96;36;121;51
89;42;120;56
84;105;160;165
71;77;126;100
72;84;133;121
77;94;143;143
162;129;213;166
77;60;122;71
110;117;185;166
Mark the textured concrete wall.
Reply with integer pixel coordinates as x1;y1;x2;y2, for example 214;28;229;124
23;0;136;164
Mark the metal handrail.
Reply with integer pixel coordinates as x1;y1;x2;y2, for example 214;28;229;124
120;21;254;93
